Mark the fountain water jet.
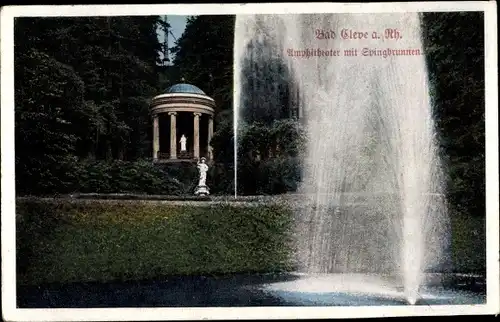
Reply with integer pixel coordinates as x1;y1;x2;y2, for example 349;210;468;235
234;13;450;304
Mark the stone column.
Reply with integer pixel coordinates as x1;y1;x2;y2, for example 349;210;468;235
208;116;214;160
153;115;159;161
169;112;177;159
193;112;201;159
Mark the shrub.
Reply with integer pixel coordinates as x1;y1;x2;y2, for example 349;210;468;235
17;158;240;197
237;157;302;195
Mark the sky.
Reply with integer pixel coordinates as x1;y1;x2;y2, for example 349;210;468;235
157;15;189;65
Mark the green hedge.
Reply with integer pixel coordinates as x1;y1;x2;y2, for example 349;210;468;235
16;198;485;287
449;212;486;274
16;198;295;286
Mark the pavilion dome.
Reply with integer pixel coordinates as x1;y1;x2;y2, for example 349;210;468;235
164;83;206;95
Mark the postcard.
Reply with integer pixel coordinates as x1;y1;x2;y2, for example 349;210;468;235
1;2;498;321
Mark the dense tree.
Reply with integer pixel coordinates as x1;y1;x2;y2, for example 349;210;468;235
237;18;300;125
421;12;485;216
15;16;163;194
171;15;235;119
15;16;161;161
15;49;86;194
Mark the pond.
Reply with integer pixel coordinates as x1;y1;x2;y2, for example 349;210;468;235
17;273;485;308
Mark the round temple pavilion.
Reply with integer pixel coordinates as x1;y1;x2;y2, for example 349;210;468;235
150;83;215;163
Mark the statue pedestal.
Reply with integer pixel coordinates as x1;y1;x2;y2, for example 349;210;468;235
195;185;210;196
178;151;191;159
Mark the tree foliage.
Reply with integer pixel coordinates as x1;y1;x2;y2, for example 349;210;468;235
421;12;485;215
15;16;163;195
171;15;235;118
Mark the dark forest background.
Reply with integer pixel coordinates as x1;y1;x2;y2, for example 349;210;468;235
14;12;485;217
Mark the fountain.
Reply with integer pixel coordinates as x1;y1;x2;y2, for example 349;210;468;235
234;13;451;305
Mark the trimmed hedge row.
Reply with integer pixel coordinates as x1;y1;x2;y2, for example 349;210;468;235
16;198;485;286
16;198;295;286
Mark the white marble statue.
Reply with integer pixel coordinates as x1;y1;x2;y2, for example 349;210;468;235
179;134;188;152
197;157;209;187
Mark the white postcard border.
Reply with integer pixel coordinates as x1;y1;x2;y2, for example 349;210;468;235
1;2;498;321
